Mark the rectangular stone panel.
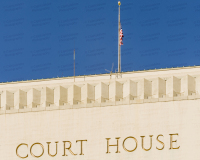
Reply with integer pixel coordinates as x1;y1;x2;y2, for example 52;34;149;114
123;80;137;101
54;86;68;106
27;88;41;108
81;83;95;104
109;81;123;102
181;75;196;96
95;82;109;103
152;78;166;98
166;76;181;97
68;85;81;105
1;90;14;110
137;79;152;99
14;89;27;109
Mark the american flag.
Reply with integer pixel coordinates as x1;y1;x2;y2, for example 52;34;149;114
119;28;124;46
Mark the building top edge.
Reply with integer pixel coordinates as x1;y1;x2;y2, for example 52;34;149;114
0;65;200;113
1;65;200;85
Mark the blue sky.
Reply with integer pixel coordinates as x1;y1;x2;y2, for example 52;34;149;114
0;0;200;82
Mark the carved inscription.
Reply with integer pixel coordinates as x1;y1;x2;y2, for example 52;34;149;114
16;134;180;158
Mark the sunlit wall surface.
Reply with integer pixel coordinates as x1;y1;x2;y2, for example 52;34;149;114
0;0;199;82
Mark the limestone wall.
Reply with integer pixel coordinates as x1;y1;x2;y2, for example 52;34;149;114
0;99;200;159
0;67;200;160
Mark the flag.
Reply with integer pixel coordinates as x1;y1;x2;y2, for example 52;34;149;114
119;28;124;46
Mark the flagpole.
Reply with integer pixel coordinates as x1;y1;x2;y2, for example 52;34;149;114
74;49;75;82
118;1;121;73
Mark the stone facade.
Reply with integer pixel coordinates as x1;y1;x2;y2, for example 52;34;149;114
0;66;200;113
0;67;200;159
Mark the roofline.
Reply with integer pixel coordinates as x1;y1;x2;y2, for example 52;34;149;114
1;65;200;85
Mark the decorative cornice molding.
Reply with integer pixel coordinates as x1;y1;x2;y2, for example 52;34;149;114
0;66;200;115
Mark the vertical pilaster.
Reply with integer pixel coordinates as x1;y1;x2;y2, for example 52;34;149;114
27;88;41;108
54;86;67;106
14;89;27;109
41;87;54;107
68;85;81;105
95;82;109;103
138;79;152;99
109;81;123;102
1;91;14;110
181;75;195;96
152;78;166;98
166;76;181;97
81;83;95;104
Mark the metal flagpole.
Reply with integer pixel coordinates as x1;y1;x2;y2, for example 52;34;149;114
74;49;75;82
118;1;121;73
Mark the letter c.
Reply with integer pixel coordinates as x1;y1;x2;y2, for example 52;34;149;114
16;143;28;159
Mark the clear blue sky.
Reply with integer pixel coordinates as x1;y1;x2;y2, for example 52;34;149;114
0;0;199;82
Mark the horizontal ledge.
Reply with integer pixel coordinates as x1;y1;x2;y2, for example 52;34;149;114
0;95;200;115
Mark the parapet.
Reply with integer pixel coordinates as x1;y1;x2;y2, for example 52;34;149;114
0;66;200;114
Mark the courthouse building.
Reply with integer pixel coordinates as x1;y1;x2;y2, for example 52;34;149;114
0;66;200;159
